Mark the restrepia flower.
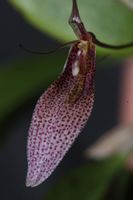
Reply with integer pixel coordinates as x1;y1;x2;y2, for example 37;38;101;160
26;0;95;187
26;0;133;187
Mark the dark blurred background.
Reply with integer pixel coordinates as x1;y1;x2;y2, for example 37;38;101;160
0;0;122;199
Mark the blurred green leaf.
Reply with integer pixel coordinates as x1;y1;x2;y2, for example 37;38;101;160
107;170;131;200
45;156;125;200
0;52;66;123
9;0;133;55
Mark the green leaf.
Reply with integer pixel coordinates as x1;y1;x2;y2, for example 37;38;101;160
0;52;66;123
9;0;133;55
45;156;125;200
108;170;131;200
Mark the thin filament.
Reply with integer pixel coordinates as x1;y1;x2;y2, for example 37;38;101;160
19;40;78;55
89;32;133;50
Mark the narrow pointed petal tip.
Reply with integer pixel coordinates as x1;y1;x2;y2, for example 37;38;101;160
26;173;46;187
26;173;40;187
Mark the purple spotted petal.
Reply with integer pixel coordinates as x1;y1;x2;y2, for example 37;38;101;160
26;41;95;187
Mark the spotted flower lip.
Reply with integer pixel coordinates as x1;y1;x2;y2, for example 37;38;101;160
26;0;95;187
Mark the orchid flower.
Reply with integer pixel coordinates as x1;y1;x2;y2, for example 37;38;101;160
26;0;133;187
